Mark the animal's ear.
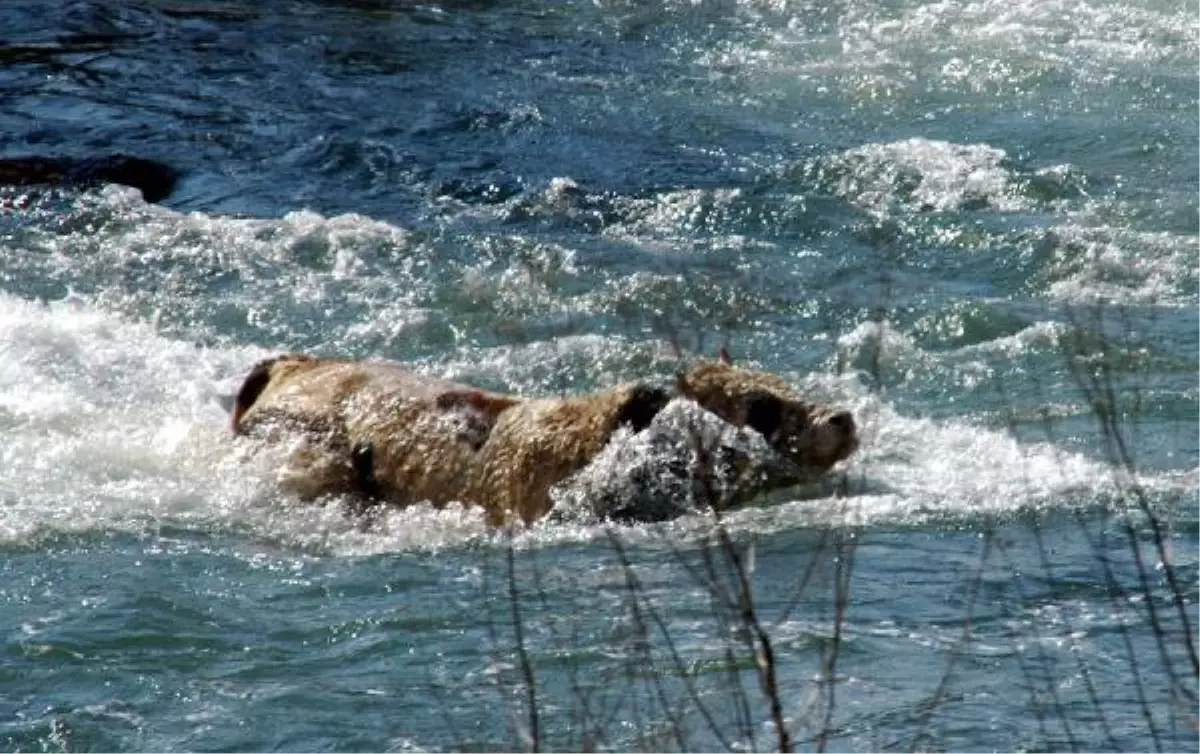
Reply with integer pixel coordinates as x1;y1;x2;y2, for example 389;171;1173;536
744;392;783;440
674;371;691;397
718;347;732;365
616;385;669;432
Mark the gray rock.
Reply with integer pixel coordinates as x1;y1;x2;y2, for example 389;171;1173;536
550;398;813;523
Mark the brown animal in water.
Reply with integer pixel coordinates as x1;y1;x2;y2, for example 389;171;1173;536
230;350;857;524
231;354;668;524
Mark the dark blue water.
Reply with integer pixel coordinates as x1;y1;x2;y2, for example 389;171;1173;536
0;1;1196;751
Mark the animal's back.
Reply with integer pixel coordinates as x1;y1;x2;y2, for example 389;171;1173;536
232;355;526;514
466;385;666;523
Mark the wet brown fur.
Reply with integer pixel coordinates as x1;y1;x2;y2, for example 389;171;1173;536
232;354;667;524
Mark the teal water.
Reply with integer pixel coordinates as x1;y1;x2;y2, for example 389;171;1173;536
0;1;1196;751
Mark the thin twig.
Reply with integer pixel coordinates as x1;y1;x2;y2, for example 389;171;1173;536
504;526;541;752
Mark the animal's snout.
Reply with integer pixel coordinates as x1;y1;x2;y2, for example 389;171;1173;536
826;409;859;463
828;410;855;433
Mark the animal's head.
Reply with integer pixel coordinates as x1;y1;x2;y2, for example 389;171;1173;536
676;350;858;474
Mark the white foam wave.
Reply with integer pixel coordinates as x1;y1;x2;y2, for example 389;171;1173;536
714;388;1197;533
822;138;1023;215
604;186;748;243
1037;222;1199;305
851;399;1110;517
693;0;1194;103
834;318;1059;392
17;190;438;352
0;292;1189;556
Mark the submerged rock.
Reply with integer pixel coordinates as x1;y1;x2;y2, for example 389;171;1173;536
550;398;818;524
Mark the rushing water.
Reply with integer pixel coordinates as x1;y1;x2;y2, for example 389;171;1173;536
1;1;1197;751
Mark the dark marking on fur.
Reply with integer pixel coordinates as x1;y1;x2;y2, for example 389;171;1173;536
615;385;669;433
435;390;518;449
744;392;783;441
351;442;383;500
453;410;494;451
436;390;519;418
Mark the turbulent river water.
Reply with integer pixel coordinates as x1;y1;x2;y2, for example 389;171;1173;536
0;1;1196;751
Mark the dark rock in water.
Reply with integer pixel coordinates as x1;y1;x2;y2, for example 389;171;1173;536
0;155;179;203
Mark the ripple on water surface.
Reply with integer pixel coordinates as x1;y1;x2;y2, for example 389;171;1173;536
0;0;1195;750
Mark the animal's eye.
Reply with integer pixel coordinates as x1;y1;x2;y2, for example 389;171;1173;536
745;393;783;440
617;385;669;432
